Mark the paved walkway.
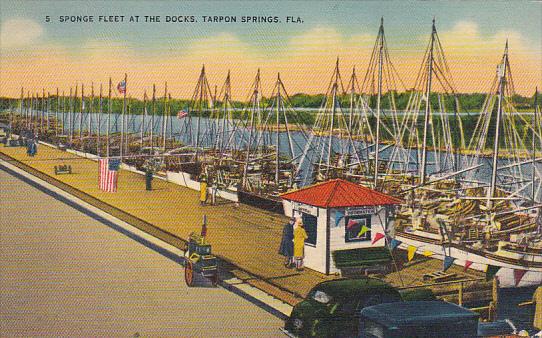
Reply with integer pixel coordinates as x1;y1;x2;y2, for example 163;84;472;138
0;143;486;306
0;144;337;304
0;169;283;337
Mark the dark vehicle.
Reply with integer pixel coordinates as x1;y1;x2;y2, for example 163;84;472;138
359;301;517;338
282;278;435;338
183;232;219;287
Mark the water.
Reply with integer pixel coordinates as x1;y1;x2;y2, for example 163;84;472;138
18;109;542;201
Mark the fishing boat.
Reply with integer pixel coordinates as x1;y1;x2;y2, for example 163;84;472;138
390;22;542;287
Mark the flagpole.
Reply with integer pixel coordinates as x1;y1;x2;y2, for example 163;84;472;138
120;73;127;160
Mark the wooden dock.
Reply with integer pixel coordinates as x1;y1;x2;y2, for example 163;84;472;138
0;143;491;307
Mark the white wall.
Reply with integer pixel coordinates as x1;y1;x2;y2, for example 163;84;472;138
299;208;328;274
327;207;388;274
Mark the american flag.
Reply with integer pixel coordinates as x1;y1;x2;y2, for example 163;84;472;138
99;158;120;192
177;110;188;119
117;80;126;94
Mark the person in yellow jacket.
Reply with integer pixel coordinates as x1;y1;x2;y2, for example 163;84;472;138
293;217;308;271
199;171;208;206
533;285;542;332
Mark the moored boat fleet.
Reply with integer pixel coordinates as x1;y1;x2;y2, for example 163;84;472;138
2;18;541;288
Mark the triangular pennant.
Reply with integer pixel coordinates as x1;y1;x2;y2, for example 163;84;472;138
485;265;501;281
358;225;369;237
422;250;433;257
407;245;417;261
371;232;385;245
443;256;456;272
513;269;527;287
335;211;344;226
389;239;402;251
464;260;473;272
347;219;359;230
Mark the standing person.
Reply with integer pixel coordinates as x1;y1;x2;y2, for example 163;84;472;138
293;217;308;271
533;285;542;334
145;168;153;191
279;217;295;268
199;169;208;206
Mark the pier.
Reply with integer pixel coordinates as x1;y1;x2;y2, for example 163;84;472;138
0;141;494;309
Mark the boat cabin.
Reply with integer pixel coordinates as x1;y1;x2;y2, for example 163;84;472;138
281;179;401;274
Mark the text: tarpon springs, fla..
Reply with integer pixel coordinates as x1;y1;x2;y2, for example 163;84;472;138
51;15;303;24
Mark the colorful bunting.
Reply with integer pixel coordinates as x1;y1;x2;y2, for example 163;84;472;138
358;225;370;237
389;239;402;251
513;269;527;287
464;260;473;272
347;219;359;230
422;251;433;257
485;265;501;281
335;211;344;226
371;232;385;245
407;245;417;261
443;256;456;272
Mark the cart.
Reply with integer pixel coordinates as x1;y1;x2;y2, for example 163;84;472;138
184;232;219;287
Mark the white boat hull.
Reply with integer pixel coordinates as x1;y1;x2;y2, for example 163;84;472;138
396;231;542;288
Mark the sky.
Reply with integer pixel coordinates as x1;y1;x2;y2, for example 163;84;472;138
0;1;541;99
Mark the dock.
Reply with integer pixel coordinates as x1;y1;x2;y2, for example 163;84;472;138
0;142;492;308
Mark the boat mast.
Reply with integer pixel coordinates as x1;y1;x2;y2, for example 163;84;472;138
487;41;509;210
79;84;84;141
420;18;436;185
162;82;168;151
374;17;385;188
120;73;127;159
533;87;539;202
150;84;155;154
41;89;45;134
89;83;94;139
348;67;356;138
70;85;76;143
326;59;339;177
141;90;147;150
97;84;102;156
195;66;205;161
275;73;282;187
107;78;111;157
243;69;260;188
62;91;65;136
55;88;59;136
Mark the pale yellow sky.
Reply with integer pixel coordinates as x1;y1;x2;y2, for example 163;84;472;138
1;20;540;99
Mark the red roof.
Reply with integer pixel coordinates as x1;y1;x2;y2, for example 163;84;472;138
280;179;401;208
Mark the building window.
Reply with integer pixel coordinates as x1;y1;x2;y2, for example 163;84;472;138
345;215;371;242
302;213;318;246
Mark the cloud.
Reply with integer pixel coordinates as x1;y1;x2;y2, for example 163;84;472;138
0;22;540;98
435;21;539;94
0;18;44;48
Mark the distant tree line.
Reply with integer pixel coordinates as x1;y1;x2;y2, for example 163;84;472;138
1;91;540;115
